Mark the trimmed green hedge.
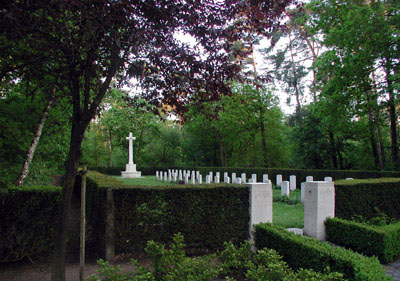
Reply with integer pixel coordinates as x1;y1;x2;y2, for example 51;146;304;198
325;217;400;264
89;166;400;186
86;171;250;256
335;178;400;220
0;185;61;262
254;223;391;281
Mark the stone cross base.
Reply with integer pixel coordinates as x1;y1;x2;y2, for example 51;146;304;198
121;171;142;178
121;163;142;178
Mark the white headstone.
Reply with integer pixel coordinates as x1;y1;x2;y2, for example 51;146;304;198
289;175;296;191
168;173;172;182
216;172;220;178
324;177;333;182
173;174;177;182
248;182;273;242
214;175;220;184
160;172;163;181
304;181;335;241
225;176;230;184
345;178;354;180
224;172;228;179
209;172;213;182
236;178;242;184
248;178;254;183
300;182;305;204
121;132;142;178
205;175;211;184
164;172;167;182
251;174;257;183
276;174;282;186
232;173;237;183
241;173;246;183
156;171;159;181
281;181;290;197
262;174;269;183
178;173;183;181
199;175;202;184
306;176;313;182
184;174;189;184
191;175;195;184
196;171;200;180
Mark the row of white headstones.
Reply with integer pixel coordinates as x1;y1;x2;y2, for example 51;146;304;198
155;170;334;204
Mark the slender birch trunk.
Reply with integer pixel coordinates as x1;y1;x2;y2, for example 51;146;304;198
16;91;55;186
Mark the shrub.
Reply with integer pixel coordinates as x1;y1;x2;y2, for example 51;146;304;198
254;223;391;281
89;234;343;281
85;171;250;256
0;185;61;262
335;178;400;220
325;217;400;264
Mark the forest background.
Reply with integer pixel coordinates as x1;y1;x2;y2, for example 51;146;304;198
1;0;400;187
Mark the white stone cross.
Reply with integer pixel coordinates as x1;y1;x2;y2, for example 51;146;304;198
126;132;136;164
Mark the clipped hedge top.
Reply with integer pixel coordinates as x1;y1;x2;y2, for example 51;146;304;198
87;171;247;190
335;178;400;186
1;185;62;193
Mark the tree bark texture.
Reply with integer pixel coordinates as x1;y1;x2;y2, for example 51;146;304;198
16;92;55;186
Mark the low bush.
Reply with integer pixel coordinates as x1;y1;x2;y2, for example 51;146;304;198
325;217;400;264
254;223;391;281
89;233;343;281
335;178;400;220
86;171;250;256
0;185;61;262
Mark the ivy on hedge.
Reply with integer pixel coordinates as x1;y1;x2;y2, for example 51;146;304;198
86;171;250;256
254;223;391;281
335;178;400;220
325;217;400;264
0;185;61;262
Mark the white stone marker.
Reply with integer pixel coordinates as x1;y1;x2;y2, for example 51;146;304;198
168;173;172;182
121;132;142;178
241;173;246;183
184;174;189;184
225;176;230;184
289;175;296;191
178;173;183;181
173;174;177;182
224;172;228;179
191;175;195;184
251;174;257;183
306;176;313;182
214;175;220;184
205;175;211;184
281;181;290;197
232;173;237;183
324;177;333;182
198;175;202;184
216;172;220;178
164;172;167;182
209;172;213;182
304;181;335;241
156;171;159;181
236;178;242;184
196;171;200;180
276;174;282;186
300;182;305;204
263;174;269;183
248;182;273;242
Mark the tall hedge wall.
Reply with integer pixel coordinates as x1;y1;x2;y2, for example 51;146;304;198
86;171;250;256
255;223;391;281
89;165;400;186
335;178;400;220
325;218;400;264
0;186;61;262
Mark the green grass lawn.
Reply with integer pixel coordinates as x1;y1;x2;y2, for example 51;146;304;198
116;176;304;228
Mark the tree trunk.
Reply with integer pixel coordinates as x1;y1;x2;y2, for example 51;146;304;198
16;92;55;185
107;128;113;167
329;131;338;169
260;108;268;168
386;68;398;168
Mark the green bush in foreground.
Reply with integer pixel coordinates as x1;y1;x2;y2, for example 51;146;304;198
89;233;343;281
255;223;392;281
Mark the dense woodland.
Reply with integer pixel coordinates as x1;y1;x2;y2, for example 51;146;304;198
1;0;399;188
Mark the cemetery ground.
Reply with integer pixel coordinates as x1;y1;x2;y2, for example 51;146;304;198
1;176;400;280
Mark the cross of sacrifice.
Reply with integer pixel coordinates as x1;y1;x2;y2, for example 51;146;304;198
126;132;136;164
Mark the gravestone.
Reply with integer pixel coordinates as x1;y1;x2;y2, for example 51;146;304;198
224;172;228;179
241;173;246;183
281;181;290;197
225;176;230;184
289;175;296;191
232;173;237;183
248;182;273;242
121;132;142;178
236;178;242;184
306;176;313;182
263;174;269;183
304;181;335;241
191;175;195;184
198;175;202;184
205;175;211;184
300;182;305;204
251;174;257;183
276;174;282;186
160;172;163;181
324;177;332;182
164;171;167;182
156;171;159;181
184;174;189;184
214;175;220;184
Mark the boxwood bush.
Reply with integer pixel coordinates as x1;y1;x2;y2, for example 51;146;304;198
254;223;391;281
0;185;61;262
86;171;250;256
325;217;400;264
335;178;400;220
